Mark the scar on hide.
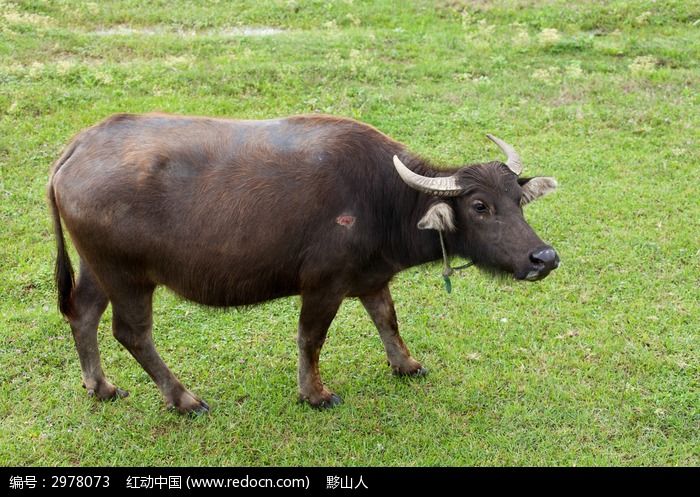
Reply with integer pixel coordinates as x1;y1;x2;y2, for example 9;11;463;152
336;215;356;228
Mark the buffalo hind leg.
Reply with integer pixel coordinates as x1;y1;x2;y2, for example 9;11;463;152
297;291;344;408
110;284;209;415
69;260;128;400
360;285;427;376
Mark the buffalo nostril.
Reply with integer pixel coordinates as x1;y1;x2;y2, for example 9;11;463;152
529;247;559;270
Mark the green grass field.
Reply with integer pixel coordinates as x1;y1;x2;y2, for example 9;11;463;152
1;0;698;466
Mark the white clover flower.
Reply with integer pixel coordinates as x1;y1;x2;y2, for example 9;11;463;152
513;28;530;46
629;55;657;74
538;28;561;46
55;60;75;75
477;19;495;37
634;11;652;26
565;61;583;79
532;67;559;83
345;13;361;27
28;61;45;78
95;71;113;85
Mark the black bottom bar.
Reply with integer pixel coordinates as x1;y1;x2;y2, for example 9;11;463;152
2;467;697;494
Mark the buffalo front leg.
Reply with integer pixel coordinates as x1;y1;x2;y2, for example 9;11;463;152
360;285;426;376
69;260;128;400
297;291;344;408
110;284;209;415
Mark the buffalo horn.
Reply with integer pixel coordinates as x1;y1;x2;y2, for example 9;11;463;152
486;134;523;175
392;155;463;197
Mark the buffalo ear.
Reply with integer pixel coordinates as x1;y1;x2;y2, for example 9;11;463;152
417;202;455;231
518;177;558;205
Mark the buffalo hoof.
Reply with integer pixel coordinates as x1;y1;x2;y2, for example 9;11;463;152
393;366;429;377
188;400;210;417
85;382;129;401
112;387;130;399
319;393;343;409
300;392;343;410
167;391;210;415
168;399;210;416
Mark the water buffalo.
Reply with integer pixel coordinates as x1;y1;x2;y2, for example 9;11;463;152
48;113;558;413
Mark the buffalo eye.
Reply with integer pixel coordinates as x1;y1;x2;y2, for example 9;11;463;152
473;200;488;214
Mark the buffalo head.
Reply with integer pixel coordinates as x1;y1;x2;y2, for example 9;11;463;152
393;135;559;281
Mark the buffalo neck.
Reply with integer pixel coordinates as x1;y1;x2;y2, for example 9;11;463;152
383;164;458;271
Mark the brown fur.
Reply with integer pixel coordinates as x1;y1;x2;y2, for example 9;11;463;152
48;113;558;413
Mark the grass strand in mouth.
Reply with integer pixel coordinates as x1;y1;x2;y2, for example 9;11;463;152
0;0;698;466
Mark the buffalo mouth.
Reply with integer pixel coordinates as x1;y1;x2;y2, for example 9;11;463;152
519;268;550;281
514;259;560;282
469;250;560;282
513;246;560;281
